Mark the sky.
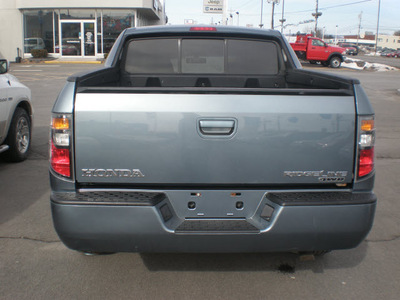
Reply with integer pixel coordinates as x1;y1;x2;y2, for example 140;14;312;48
164;0;399;36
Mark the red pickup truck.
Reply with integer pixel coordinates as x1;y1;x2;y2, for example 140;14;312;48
290;34;346;68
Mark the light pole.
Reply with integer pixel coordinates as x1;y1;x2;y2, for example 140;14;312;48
375;0;381;54
222;0;228;25
335;25;338;44
259;0;264;28
236;11;240;26
357;11;363;48
279;0;286;33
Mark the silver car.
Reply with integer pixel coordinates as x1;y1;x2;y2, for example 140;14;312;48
0;59;33;161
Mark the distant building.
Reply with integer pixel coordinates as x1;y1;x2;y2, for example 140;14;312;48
342;34;400;50
376;34;400;50
0;0;166;61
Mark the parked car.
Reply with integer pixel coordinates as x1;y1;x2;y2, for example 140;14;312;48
0;59;33;161
386;50;400;58
380;48;396;56
24;37;45;54
338;43;359;56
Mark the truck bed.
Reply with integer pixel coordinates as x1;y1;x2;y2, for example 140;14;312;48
74;67;357;93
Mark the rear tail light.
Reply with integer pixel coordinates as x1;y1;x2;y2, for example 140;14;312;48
357;117;375;179
50;114;72;178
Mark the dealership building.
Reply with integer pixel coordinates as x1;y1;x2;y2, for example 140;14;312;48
0;0;166;61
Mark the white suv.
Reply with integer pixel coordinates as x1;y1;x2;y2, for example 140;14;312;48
0;59;33;161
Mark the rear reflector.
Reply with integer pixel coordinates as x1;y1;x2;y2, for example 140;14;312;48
358;148;374;178
50;143;71;178
190;27;217;31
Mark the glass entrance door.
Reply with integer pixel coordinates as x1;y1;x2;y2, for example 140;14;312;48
83;22;95;56
60;21;96;57
61;23;81;56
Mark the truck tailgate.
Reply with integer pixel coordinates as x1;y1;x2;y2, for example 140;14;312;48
74;93;355;185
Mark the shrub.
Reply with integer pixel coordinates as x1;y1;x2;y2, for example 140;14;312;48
31;49;48;58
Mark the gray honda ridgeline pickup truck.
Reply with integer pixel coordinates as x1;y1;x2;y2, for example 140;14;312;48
50;26;376;254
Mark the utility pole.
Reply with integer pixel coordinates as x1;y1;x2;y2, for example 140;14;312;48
259;0;264;28
267;0;280;30
357;11;363;48
280;0;286;33
375;0;381;54
312;0;322;37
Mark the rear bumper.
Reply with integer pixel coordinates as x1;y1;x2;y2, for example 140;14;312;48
51;190;376;253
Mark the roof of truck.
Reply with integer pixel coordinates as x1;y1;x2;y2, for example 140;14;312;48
123;25;283;38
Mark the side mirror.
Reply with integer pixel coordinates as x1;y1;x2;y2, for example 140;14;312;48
324;43;328;48
0;59;8;74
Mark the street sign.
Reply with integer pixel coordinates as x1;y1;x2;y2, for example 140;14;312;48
203;0;223;14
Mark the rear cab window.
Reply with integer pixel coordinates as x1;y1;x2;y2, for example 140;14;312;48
123;38;280;75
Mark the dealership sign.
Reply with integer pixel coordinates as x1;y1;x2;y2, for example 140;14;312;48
203;0;223;14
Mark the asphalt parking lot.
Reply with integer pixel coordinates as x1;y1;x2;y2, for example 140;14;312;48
1;62;400;299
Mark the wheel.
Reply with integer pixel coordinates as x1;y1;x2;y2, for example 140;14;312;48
329;56;341;68
4;108;31;162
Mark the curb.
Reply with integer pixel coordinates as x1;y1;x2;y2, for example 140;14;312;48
44;60;103;64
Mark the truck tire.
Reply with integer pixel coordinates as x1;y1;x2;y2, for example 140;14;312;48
4;108;31;162
329;56;341;68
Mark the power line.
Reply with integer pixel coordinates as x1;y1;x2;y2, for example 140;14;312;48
235;0;257;11
284;0;372;15
321;0;372;11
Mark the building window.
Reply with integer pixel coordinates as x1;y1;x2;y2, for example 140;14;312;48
23;10;55;54
102;10;135;54
59;9;95;20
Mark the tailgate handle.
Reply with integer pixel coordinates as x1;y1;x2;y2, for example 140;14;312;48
199;120;235;135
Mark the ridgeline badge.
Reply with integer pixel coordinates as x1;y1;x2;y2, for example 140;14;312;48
81;169;145;178
284;170;348;183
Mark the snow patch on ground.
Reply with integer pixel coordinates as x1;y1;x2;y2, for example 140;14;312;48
342;57;398;71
